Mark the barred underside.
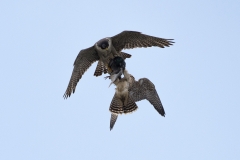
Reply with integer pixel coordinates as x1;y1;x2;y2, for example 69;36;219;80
122;96;138;114
109;94;138;114
109;94;124;114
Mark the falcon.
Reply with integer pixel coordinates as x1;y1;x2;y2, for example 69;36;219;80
63;31;174;98
107;57;165;130
109;71;165;130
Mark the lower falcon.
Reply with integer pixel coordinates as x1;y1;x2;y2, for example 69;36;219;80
107;57;165;130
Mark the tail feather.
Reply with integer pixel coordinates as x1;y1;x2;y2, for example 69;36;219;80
110;94;138;114
109;94;124;114
123;96;138;114
110;113;118;130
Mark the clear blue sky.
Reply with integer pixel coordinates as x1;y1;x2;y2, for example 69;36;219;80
1;1;240;159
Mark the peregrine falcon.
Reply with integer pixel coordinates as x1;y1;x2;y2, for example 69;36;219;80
107;57;165;130
109;71;165;130
63;31;174;98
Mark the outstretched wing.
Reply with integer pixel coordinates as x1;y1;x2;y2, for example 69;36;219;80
129;78;165;116
63;46;99;99
111;31;174;52
110;113;118;131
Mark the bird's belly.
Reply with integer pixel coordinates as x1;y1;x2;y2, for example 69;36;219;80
98;50;113;59
116;81;129;95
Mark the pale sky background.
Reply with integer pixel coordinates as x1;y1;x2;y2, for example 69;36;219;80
1;1;240;160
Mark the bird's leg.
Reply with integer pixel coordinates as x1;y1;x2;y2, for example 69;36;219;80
111;47;119;57
107;66;112;74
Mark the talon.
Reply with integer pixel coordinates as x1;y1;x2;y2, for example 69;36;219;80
104;76;110;80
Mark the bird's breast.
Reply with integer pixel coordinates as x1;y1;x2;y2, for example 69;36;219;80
116;81;129;95
97;50;114;64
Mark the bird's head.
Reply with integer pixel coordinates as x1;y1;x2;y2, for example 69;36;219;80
108;56;126;73
113;56;125;67
96;38;110;50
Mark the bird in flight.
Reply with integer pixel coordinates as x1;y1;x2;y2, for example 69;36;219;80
63;31;174;99
109;71;165;130
107;57;165;130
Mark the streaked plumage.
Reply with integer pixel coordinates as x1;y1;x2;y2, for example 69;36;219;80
63;31;174;98
109;70;165;130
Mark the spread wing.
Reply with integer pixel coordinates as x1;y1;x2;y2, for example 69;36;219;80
129;78;165;116
111;31;174;52
63;46;99;99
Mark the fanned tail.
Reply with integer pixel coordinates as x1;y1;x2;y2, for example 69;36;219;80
109;94;124;114
123;95;138;114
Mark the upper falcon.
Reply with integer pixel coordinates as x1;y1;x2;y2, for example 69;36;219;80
64;31;174;98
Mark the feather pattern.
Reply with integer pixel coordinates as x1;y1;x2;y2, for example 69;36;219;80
63;46;99;98
111;31;174;52
119;52;132;59
110;113;118;130
122;96;138;114
109;94;124;114
109;94;138;114
108;71;165;130
94;61;105;77
64;31;174;99
129;78;165;116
